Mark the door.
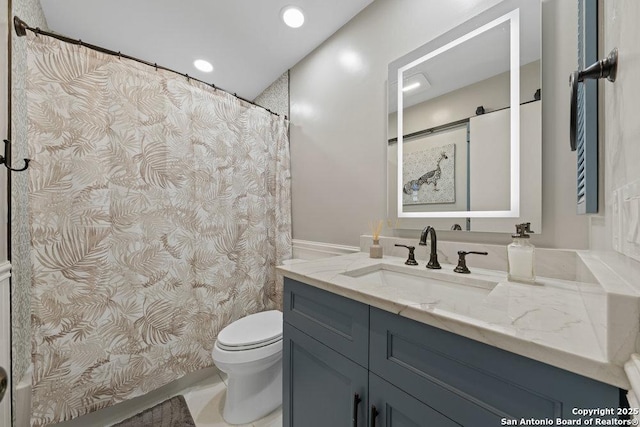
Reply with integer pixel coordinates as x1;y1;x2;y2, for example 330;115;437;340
283;322;368;427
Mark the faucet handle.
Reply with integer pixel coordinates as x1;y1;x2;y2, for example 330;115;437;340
394;244;418;265
454;251;488;274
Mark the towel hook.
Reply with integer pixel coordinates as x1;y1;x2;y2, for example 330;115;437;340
1;140;30;172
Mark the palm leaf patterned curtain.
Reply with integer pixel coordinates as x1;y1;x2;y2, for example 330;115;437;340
26;32;291;426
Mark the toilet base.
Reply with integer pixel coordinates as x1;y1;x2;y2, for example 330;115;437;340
222;355;282;425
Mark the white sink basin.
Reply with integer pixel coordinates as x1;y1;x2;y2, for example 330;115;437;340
340;264;499;316
343;263;497;290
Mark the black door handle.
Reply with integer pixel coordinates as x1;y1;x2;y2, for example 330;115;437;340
370;405;379;427
0;366;6;403
353;393;361;427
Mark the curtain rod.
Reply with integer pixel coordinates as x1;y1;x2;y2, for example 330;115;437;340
13;16;287;120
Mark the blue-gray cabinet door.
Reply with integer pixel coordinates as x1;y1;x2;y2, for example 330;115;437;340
283;322;368;427
368;373;460;427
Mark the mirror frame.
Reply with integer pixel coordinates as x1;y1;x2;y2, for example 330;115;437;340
396;9;520;218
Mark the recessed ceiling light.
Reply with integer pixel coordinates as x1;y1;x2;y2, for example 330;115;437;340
402;82;421;92
282;6;305;28
402;74;431;93
193;59;213;73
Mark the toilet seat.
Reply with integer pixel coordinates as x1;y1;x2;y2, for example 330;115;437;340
213;338;282;366
216;310;282;351
216;335;281;351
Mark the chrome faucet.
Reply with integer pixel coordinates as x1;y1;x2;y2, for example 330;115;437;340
419;226;441;269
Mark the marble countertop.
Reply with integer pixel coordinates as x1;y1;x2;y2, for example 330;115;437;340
277;252;632;389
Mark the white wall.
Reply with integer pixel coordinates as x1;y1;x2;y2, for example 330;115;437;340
290;0;588;249
591;1;640;256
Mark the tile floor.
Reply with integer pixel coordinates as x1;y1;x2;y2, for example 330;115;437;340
184;371;283;427
52;367;282;427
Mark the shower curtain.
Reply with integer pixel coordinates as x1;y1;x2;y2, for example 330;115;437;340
26;33;291;426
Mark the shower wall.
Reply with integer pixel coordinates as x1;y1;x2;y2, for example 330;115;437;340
11;0;49;391
254;71;289;118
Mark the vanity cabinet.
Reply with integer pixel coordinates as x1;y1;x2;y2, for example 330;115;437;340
283;278;621;427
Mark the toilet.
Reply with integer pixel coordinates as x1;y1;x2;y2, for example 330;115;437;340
212;310;283;425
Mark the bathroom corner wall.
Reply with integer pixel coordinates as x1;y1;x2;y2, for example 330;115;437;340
11;0;48;394
590;1;640;257
289;0;588;249
253;71;290;118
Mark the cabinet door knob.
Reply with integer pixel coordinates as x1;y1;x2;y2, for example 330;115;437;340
352;393;361;426
370;405;379;427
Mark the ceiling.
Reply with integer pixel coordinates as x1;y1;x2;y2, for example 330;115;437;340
39;0;373;100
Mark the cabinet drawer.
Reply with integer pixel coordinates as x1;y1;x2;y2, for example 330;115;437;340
284;278;369;366
370;307;619;424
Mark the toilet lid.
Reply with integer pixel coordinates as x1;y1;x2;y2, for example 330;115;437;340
216;310;282;351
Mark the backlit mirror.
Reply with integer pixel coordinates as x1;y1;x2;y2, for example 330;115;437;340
387;0;541;233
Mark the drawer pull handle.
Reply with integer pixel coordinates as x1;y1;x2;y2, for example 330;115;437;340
370;405;379;427
352;393;361;426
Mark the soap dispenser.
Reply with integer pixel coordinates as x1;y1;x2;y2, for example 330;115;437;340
507;223;535;284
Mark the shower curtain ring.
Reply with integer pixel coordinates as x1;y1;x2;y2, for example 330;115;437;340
1;140;30;172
